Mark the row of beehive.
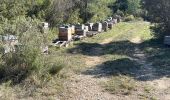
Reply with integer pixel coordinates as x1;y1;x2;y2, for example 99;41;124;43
58;16;121;41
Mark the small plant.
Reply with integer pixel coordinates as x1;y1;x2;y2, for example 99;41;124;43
49;62;65;75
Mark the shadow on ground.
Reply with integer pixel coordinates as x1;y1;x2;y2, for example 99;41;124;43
82;58;140;78
68;39;170;81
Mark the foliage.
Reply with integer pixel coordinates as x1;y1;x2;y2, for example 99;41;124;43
112;0;141;16
48;61;65;75
0;18;64;84
143;0;170;36
0;19;41;83
124;15;135;22
0;0;119;27
66;9;83;24
87;0;112;22
126;0;141;16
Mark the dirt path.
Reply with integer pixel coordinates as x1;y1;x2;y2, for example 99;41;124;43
62;73;115;100
132;37;170;100
61;38;116;100
62;35;170;100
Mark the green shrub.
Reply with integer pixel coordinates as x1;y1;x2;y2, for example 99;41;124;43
67;9;83;24
0;18;52;84
48;63;64;75
124;15;135;22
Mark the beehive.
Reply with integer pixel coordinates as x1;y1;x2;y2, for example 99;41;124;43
59;27;72;41
71;25;75;34
113;15;122;23
41;22;49;34
75;30;86;36
42;22;49;28
84;26;89;32
92;23;102;32
108;22;113;29
102;21;108;32
117;16;122;23
164;36;170;45
112;19;118;24
75;24;85;30
85;23;94;31
75;24;87;36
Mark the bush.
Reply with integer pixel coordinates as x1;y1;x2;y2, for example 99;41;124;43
0;48;42;83
124;15;135;22
0;24;45;83
0;17;63;84
48;62;65;75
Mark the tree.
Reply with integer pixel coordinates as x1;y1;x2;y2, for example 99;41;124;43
143;0;170;36
78;0;114;23
112;0;141;16
143;0;170;25
127;0;141;16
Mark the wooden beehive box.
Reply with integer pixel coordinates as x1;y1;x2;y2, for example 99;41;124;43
164;36;170;45
75;24;87;36
59;27;72;41
75;29;86;36
102;21;108;32
92;23;102;32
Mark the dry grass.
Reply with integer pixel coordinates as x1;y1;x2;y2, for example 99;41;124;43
104;75;137;95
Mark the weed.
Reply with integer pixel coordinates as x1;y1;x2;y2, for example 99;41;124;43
48;62;65;75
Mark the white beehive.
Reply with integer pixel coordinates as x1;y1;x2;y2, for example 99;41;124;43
41;22;49;34
102;21;108;32
42;22;49;28
85;23;94;31
92;23;102;32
